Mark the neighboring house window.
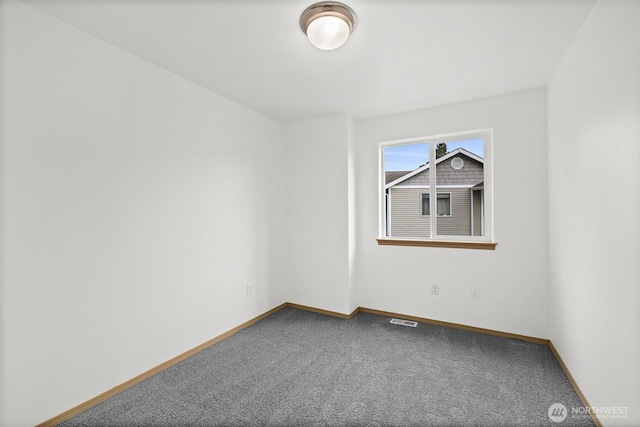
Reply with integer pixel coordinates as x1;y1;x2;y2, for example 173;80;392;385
420;193;451;217
421;193;430;216
380;129;493;246
451;157;464;169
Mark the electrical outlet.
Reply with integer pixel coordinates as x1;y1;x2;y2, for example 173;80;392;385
431;284;439;295
247;284;253;296
471;288;479;300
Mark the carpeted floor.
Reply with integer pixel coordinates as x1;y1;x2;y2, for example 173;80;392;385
60;307;595;426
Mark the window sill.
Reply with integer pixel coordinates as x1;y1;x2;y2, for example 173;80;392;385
377;238;497;250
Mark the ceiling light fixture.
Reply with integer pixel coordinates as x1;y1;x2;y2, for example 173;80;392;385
300;2;356;51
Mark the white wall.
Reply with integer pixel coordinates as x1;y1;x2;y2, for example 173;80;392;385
354;89;549;338
285;114;354;314
1;3;286;425
548;2;640;425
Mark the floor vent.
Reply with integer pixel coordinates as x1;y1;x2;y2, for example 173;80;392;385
390;318;418;328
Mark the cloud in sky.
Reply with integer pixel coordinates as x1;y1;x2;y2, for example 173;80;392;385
384;143;429;171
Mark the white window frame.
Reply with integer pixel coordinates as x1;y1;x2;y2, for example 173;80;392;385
379;129;494;244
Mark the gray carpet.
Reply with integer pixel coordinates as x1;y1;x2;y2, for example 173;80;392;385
60;307;595;426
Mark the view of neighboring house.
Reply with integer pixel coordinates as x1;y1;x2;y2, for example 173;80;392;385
385;148;484;238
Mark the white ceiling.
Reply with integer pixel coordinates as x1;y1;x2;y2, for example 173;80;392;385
25;0;595;124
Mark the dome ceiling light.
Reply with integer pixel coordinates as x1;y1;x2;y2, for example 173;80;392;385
300;2;357;50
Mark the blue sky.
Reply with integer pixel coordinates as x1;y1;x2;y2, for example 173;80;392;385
384;138;484;171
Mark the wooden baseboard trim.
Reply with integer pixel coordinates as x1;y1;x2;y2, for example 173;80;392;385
39;302;598;427
358;307;550;345
37;303;288;427
287;304;547;345
285;302;357;319
548;342;602;427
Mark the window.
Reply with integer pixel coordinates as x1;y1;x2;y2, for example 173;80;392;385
420;193;451;217
421;193;429;216
379;129;494;249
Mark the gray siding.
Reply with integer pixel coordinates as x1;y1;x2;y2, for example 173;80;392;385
472;190;482;236
389;187;483;237
435;156;483;186
392;155;483;188
388;188;430;238
435;187;472;236
387;152;485;238
402;170;430;186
